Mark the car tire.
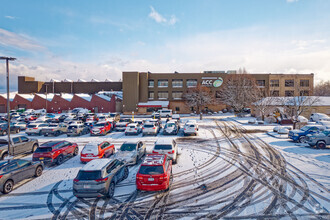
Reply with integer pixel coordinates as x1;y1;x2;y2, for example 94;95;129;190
16;128;20;133
56;155;64;165
316;141;326;149
299;136;307;143
2;130;7;136
35;166;43;177
32;144;38;153
108;182;115;198
73;147;79;156
3;180;14;194
1;152;8;160
122;167;129;181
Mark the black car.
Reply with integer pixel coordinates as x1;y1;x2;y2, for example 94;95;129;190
0;159;43;194
0;123;20;136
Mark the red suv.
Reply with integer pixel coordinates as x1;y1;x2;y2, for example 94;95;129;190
32;141;79;165
136;154;172;191
90;121;112;136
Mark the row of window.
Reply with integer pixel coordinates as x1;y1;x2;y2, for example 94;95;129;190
148;91;183;100
270;79;310;87
270;90;310;97
149;79;197;88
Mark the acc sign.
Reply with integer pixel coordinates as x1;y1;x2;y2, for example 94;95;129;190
201;77;223;88
213;78;223;88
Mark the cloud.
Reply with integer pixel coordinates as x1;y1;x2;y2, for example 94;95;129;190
148;6;177;25
0;28;45;51
4;16;16;20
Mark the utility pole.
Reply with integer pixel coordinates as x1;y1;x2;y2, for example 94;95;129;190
45;84;48;113
0;56;16;157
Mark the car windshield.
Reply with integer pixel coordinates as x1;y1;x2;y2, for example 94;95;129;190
120;144;136;151
165;123;175;128
129;125;136;128
27;124;37;128
77;170;102;180
144;124;154;128
154;144;172;150
139;165;164;175
35;147;52;153
301;126;312;131
95;123;105;127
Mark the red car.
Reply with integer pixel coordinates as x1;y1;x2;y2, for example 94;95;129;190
136;154;172;191
80;141;115;163
32;141;79;165
90;121;112;136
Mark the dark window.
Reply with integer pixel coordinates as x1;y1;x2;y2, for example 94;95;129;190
175;107;180;111
300;90;310;96
256;80;265;87
300;80;309;87
27;124;37;128
285;80;294;87
148;91;154;100
158;80;168;87
172;91;183;99
20;136;29;142
271;90;280;96
158;92;168;99
187;79;197;87
148;80;154;88
17;160;31;167
270;80;279;87
77;171;102;180
172;79;183;87
12;137;20;144
154;144;172;150
138;165;164;175
215;91;221;98
120;143;137;151
4;162;18;172
285;90;294;96
35;147;52;153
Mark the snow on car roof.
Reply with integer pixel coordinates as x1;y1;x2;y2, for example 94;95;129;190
81;158;113;171
155;139;174;144
142;154;165;166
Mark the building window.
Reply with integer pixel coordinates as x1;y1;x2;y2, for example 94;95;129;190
271;90;279;96
300;80;309;87
300;90;309;96
285;79;294;87
270;80;279;87
256;80;265;87
215;91;221;99
187;79;197;87
148;80;154;88
148;91;154;100
175;107;180;112
172;79;183;88
285;90;294;97
172;91;183;100
158;80;168;88
158;91;168;99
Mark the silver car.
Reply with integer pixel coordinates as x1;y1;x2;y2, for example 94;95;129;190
73;158;128;198
115;141;146;165
306;129;330;149
0;136;39;160
0;159;43;194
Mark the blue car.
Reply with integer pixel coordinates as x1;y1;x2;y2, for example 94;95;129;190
288;125;325;143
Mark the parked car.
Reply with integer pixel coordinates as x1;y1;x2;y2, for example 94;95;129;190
115;119;131;131
116;141;146;165
157;109;172;118
73;158;129;198
0;123;21;135
184;121;199;136
288;125;325;143
12;122;27;130
24;115;37;122
80;141;115;163
306;129;330;149
32;141;79;165
142;122;160;136
151;112;161;119
125;123;142;135
0;136;39;160
317;121;330;129
41;123;68;136
25;123;49;136
67;124;89;136
90;121;112;136
0;159;44;194
172;114;180;121
109;113;120;123
310;113;330;122
152;139;178;163
136;154;172;191
163;121;179;135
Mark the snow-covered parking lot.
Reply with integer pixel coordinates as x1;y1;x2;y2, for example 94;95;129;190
0;115;329;219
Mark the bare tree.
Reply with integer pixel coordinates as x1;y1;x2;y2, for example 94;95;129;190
314;80;330;96
219;71;261;113
183;85;214;114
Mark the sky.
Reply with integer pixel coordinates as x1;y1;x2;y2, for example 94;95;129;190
0;0;330;92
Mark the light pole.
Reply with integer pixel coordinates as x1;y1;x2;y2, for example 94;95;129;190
0;56;16;157
45;84;48;113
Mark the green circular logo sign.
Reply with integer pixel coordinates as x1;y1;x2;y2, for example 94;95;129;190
213;78;223;88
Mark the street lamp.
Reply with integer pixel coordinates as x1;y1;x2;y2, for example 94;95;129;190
0;56;16;158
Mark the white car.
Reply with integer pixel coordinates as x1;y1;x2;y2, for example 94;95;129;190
184;121;199;136
26;123;49;136
152;139;178;163
158;109;172;118
125;123;142;135
142;122;159;136
310;113;330;122
13;122;27;130
317;121;330;129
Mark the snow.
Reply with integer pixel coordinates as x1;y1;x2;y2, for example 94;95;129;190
63;79;73;82
255;96;330;106
60;93;74;101
0;92;17;101
77;79;86;82
97;91;123;100
95;93;111;101
137;100;169;107
75;93;92;102
35;94;55;102
0;114;329;219
17;94;34;102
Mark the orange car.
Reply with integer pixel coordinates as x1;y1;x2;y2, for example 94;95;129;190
80;141;115;163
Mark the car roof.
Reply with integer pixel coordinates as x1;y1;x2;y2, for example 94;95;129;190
128;123;138;126
81;158;114;171
155;139;174;145
40;141;64;147
123;140;140;144
141;154;165;166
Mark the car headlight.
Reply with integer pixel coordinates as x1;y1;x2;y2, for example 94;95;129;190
294;133;299;136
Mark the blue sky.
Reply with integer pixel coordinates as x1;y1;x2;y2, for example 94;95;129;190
0;0;330;92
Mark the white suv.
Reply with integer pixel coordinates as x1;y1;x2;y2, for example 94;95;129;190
184;121;198;136
26;123;49;136
142;122;159;136
158;109;172;118
152;139;178;163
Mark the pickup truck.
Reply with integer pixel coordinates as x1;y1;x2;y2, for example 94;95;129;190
0;136;39;160
41;123;68;136
288;125;325;143
306;129;330;149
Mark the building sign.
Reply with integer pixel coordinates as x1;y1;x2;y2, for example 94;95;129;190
201;77;223;88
